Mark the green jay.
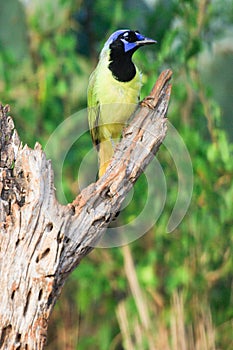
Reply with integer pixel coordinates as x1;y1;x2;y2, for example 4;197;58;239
87;29;156;177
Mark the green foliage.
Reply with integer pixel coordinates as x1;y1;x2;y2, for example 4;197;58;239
1;0;233;349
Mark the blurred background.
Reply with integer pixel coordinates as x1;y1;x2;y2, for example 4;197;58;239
0;0;233;349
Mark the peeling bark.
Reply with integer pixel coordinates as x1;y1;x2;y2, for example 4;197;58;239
0;69;172;349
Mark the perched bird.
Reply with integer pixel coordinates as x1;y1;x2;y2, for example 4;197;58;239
87;29;156;177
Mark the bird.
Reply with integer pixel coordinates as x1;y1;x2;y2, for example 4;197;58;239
87;29;156;178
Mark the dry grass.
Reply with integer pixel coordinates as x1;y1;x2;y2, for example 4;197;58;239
116;245;217;350
46;245;230;350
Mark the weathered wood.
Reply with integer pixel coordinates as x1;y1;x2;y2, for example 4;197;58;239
0;69;172;349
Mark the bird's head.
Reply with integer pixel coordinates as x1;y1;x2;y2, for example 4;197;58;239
102;29;156;57
100;29;157;82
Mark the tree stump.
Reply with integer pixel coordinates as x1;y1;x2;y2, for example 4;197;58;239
0;69;172;349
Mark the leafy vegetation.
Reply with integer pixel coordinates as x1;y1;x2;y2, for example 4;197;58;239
0;0;232;349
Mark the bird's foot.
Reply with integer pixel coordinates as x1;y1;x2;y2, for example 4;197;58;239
140;96;155;109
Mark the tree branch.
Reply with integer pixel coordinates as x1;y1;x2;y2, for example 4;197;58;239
0;69;172;348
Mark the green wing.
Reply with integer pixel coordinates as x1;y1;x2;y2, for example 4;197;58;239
87;70;100;148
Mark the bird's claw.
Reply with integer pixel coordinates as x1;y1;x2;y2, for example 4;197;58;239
140;96;155;110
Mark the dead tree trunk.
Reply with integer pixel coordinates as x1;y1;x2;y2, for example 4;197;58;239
0;69;172;349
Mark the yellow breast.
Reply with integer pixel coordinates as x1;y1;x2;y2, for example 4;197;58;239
95;55;141;104
93;56;141;139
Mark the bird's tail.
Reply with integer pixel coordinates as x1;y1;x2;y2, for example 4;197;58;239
98;139;114;178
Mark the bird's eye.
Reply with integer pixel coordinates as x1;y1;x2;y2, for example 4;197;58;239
121;31;138;43
123;32;129;40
